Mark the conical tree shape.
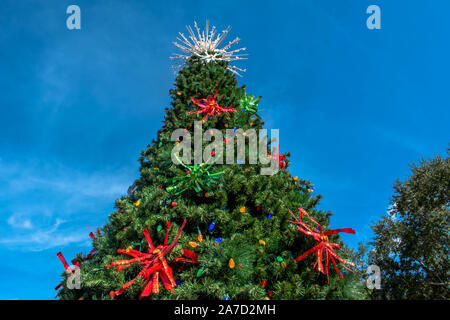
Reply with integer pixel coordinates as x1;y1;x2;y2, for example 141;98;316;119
55;22;366;300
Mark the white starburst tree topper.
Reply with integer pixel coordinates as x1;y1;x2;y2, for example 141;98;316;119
170;21;247;76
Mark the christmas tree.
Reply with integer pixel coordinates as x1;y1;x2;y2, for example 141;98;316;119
55;21;366;300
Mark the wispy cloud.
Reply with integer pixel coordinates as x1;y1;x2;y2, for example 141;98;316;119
7;214;33;229
0;158;135;251
1;159;130;198
0;218;89;252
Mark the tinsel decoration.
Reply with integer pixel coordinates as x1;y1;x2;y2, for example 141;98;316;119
166;154;224;195
106;219;198;299
170;20;247;76
272;146;287;169
55;252;72;291
288;207;356;283
55;228;98;292
85;226;99;260
188;90;236;122
240;89;261;117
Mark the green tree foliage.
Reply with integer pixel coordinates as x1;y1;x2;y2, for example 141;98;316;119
369;149;450;299
56;56;366;300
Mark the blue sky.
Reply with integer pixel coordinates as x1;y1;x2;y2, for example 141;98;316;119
0;0;448;299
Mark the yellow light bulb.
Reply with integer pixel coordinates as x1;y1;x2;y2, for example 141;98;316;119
189;241;198;248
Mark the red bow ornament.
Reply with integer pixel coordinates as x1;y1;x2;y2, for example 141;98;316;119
106;219;198;299
289;207;356;283
188;90;236;122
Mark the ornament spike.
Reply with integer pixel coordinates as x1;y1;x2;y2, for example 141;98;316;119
171;21;247;76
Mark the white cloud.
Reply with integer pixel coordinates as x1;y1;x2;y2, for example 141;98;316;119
1;159;130;199
0;218;89;252
0;158;135;251
7;215;33;229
